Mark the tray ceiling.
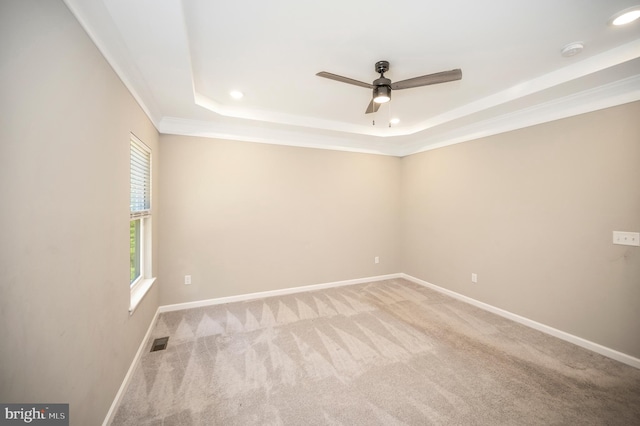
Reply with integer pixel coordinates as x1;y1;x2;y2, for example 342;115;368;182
64;0;640;156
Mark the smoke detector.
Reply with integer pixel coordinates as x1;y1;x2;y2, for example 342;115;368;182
561;42;584;58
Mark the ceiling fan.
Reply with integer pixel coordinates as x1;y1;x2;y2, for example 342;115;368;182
316;61;462;114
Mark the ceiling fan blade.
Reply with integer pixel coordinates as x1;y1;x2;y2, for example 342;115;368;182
316;71;374;89
365;99;380;114
391;69;462;90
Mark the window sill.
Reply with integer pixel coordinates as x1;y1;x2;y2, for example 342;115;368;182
129;277;156;315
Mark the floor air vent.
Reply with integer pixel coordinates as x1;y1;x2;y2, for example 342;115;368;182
150;337;169;352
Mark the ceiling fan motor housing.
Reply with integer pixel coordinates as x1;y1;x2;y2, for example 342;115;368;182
373;61;391;103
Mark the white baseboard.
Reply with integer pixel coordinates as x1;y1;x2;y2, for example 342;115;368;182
102;309;161;426
158;273;402;313
401;273;640;370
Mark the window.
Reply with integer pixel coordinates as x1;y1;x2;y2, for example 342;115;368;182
129;134;154;313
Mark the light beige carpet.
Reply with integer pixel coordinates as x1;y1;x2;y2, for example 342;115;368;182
111;279;640;425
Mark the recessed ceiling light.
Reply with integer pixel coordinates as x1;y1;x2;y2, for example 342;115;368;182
230;90;244;99
560;42;584;58
609;6;640;26
390;118;400;124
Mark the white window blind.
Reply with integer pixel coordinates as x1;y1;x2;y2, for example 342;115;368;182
130;137;151;218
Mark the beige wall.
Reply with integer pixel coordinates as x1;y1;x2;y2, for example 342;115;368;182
1;3;639;424
401;101;640;358
159;135;401;305
0;1;160;424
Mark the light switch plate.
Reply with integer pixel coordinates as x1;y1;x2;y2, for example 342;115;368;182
613;231;640;247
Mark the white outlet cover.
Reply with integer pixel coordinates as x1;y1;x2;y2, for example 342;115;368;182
613;231;640;247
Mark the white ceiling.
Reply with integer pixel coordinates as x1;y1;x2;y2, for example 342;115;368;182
64;0;640;156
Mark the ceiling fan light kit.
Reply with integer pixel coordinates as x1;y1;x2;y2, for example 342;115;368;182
373;85;391;104
317;60;462;115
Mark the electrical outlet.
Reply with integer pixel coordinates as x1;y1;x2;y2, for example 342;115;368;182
471;273;478;283
184;275;192;285
374;256;380;264
613;231;640;247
